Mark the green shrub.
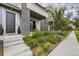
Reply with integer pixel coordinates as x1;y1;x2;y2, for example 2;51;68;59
36;36;47;44
32;30;53;38
75;32;79;42
32;30;44;38
42;42;52;53
43;31;53;35
62;26;73;31
23;35;39;48
59;31;68;36
75;27;79;31
46;35;61;44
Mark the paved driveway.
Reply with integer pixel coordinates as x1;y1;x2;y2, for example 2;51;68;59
48;31;79;56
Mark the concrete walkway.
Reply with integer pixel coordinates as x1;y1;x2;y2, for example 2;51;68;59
48;31;79;56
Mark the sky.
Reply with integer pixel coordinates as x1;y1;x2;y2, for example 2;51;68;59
37;3;79;19
50;3;79;19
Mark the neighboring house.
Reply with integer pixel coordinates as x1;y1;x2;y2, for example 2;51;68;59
0;3;49;56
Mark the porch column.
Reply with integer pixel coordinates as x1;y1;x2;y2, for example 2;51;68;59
21;3;30;35
36;21;40;31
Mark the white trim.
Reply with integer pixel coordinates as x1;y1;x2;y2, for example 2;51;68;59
1;7;6;35
1;7;20;35
36;21;40;30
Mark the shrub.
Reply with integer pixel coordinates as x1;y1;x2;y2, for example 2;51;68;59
59;31;68;36
23;35;39;48
75;32;79;42
0;25;3;35
36;36;47;44
42;42;52;53
32;30;44;38
43;31;53;36
75;27;79;31
62;26;73;31
46;35;61;44
32;30;53;38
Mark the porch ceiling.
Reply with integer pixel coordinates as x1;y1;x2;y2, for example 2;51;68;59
30;10;46;20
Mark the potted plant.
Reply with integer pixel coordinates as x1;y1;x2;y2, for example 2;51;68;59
17;26;21;34
0;25;3;35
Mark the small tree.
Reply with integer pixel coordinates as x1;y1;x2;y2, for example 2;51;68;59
48;7;70;32
73;18;79;27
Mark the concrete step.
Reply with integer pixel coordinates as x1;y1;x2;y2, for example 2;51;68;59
3;35;33;56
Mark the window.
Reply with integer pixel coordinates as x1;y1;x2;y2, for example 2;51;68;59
6;12;15;33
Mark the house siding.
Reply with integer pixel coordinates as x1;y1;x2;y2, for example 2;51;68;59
40;18;48;31
20;3;30;35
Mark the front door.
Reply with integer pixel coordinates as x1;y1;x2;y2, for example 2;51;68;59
30;20;36;32
6;12;15;33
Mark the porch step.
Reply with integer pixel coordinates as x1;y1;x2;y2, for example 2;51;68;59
3;35;33;56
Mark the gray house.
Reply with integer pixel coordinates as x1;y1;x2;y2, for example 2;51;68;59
0;3;49;35
0;3;49;56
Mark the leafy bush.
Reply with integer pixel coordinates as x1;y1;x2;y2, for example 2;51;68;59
62;26;73;31
23;35;39;48
59;31;69;36
75;27;79;31
32;30;44;38
43;31;53;35
46;35;61;44
36;36;47;44
75;32;79;42
32;30;53;38
42;42;52;53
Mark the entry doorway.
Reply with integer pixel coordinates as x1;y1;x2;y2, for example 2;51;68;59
30;20;36;32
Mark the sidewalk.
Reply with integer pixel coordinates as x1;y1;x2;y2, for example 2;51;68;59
48;31;79;56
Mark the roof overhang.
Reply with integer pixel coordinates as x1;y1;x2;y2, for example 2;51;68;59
30;10;46;20
27;4;49;18
0;3;21;12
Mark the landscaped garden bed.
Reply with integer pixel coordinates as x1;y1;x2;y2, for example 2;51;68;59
23;30;69;56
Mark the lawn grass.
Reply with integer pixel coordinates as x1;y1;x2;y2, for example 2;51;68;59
23;31;69;56
75;31;79;42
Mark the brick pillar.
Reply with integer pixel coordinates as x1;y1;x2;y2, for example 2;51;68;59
20;3;30;35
